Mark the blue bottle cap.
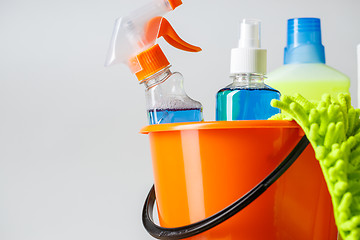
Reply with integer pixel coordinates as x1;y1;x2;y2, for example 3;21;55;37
284;18;325;64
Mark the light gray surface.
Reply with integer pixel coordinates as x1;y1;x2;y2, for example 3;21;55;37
1;0;359;239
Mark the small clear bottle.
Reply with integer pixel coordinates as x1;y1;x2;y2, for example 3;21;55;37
142;65;203;124
216;19;280;120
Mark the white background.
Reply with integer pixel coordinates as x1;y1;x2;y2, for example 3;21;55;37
1;0;360;239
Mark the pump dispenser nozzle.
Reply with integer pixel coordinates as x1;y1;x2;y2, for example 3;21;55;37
238;19;261;48
230;19;266;75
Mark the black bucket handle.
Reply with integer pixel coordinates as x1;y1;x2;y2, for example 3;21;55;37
142;135;309;240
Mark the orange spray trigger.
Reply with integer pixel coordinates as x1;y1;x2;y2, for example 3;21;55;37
145;17;202;53
167;0;182;10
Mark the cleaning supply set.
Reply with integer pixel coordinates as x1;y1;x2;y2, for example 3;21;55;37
106;1;358;239
105;0;203;125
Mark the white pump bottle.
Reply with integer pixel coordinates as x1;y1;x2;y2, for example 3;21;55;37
216;19;280;121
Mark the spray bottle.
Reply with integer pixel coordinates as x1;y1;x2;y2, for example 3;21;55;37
266;18;350;101
216;19;280;120
105;0;203;124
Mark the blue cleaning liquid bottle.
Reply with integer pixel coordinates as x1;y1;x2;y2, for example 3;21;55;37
216;19;280;120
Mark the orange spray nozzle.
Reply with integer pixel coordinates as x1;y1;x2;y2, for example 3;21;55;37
145;17;202;52
105;0;201;82
167;0;182;10
131;16;201;81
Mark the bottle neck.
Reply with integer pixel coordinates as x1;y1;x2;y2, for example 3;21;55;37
284;18;325;64
230;73;265;88
233;73;264;82
141;66;172;90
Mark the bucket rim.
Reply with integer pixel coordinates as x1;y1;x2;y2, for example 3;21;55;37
140;120;300;134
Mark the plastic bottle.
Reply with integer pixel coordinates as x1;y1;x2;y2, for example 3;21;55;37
105;0;203;124
266;18;350;101
216;19;280;121
140;45;203;124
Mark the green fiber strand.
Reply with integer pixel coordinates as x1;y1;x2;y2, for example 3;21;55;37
294;93;315;112
341;216;360;232
346;95;352;111
338;93;349;111
280;95;295;105
321;93;332;106
324;148;343;168
353;109;360;133
290;102;310;129
335;160;347;180
319;114;330;136
338;94;349;132
338;93;351;112
328;104;340;122
332;143;341;151
324;123;336;149
271;100;293;115
340;141;351;158
315;146;327;161
309;123;320;143
334;181;348;197
347;108;356;137
335;122;346;144
347;136;357;150
347;228;360;240
338;192;352;213
350;154;360;169
329;161;347;182
317;102;327;112
309;109;320;124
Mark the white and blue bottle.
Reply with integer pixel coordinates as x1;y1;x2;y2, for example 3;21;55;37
216;19;280;120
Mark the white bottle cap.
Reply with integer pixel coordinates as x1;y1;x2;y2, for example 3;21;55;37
230;19;267;75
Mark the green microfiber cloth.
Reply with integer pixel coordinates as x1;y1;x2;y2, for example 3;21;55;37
270;93;360;240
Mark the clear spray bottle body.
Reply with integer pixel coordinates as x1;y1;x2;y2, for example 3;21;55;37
216;73;280;120
142;66;203;124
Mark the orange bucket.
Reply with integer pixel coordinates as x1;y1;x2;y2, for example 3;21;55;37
141;120;337;240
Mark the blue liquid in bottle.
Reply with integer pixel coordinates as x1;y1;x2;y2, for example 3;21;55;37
216;87;280;120
148;108;203;124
